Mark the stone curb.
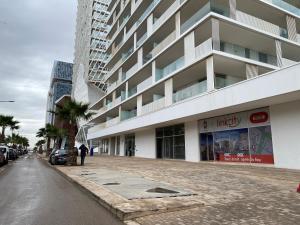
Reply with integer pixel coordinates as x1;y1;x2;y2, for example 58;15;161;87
38;157;205;222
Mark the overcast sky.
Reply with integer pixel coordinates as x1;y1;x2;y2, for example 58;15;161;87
0;0;77;147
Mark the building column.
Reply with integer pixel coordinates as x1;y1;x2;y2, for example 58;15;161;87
206;56;215;91
152;61;156;83
103;98;107;107
112;91;116;101
164;78;173;106
134;32;137;50
119;134;125;156
212;18;220;51
229;0;237;20
118;68;123;81
286;15;297;42
184;31;195;65
147;13;154;37
275;40;283;68
124;27;127;40
131;0;136;14
118;106;122;120
185;121;200;162
246;64;259;79
125;81;129;99
175;11;181;38
138;48;143;69
137;95;143;116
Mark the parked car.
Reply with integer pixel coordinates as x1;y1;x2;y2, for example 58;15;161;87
17;149;23;156
0;151;5;166
48;149;57;163
50;149;69;165
0;146;9;164
8;148;18;160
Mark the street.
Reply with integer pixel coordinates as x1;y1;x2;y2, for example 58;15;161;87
0;153;123;225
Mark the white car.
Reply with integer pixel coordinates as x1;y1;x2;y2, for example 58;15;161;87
0;145;9;164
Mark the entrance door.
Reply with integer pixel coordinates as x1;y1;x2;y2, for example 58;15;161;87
163;137;174;159
110;137;116;156
200;133;215;161
125;134;135;157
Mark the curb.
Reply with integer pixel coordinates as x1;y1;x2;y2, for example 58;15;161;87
38;157;126;221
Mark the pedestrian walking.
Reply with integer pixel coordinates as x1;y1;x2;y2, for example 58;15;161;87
90;146;94;157
79;144;88;166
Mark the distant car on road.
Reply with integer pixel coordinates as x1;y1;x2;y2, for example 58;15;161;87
50;149;69;165
0;146;9;164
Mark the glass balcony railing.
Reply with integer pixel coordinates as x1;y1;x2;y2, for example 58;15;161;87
220;41;278;66
136;0;161;26
173;81;207;103
120;109;137;121
128;86;137;98
264;0;300;16
141;97;165;115
156;56;185;81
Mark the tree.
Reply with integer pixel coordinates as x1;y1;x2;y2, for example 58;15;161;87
51;100;94;165
0;115;20;142
35;139;46;154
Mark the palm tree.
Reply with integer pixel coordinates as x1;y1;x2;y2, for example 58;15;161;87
0;115;13;142
35;139;46;154
51;100;94;165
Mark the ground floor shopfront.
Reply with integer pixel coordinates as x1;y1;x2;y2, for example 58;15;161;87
94;100;300;170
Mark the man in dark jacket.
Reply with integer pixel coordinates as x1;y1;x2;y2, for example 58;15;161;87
79;144;88;166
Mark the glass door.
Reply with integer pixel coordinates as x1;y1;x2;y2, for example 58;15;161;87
125;134;135;157
163;137;174;159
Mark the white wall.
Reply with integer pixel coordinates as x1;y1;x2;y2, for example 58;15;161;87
270;100;300;170
185;121;200;162
135;129;156;158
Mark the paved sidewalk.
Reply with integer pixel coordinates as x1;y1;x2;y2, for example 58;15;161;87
53;156;300;225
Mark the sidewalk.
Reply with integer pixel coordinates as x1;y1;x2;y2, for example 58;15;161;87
51;156;300;225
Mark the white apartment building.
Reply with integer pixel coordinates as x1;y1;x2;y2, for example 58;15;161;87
74;0;300;170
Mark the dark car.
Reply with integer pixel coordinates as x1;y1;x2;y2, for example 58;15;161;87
8;148;18;160
48;149;57;163
51;149;69;165
0;151;5;166
17;149;23;156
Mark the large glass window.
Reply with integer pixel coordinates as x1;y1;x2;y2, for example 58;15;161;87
156;124;185;160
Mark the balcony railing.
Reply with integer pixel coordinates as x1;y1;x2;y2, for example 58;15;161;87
156;56;185;81
120;110;137;121
153;0;180;31
136;33;147;48
106;117;120;127
123;63;138;81
220;41;278;66
262;0;300;16
128;86;137;98
152;31;176;57
88;123;106;133
137;76;152;93
142;97;165;115
173;81;207;103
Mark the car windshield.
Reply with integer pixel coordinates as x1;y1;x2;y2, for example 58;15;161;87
59;150;67;154
0;148;7;153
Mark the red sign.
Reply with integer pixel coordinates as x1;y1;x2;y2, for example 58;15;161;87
219;153;274;164
250;112;269;124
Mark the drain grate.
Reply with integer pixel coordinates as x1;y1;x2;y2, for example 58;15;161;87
103;182;121;186
146;187;179;194
81;173;96;176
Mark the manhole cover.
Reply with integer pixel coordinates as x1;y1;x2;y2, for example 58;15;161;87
103;182;121;186
146;187;179;194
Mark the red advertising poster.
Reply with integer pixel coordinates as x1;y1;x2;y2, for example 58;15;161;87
219;153;274;164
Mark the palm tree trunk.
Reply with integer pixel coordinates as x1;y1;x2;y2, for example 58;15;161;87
66;123;77;166
46;137;51;156
0;127;5;142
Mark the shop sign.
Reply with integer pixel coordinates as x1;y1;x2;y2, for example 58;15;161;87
199;108;270;133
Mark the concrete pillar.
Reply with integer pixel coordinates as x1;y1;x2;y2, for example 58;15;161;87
131;0;136;14
138;48;143;69
119;134;125;156
152;61;156;83
124;27;127;40
275;40;283;68
164;78;173;106
184;31;195;65
137;95;143;116
212;18;220;51
103;98;107;107
246;64;259;79
118;106;122;119
229;0;237;20
185;121;200;162
175;11;181;38
134;32;137;50
286;15;297;42
118;68;123;81
112;42;116;55
206;56;215;91
125;81;129;99
147;14;154;37
112;91;116;101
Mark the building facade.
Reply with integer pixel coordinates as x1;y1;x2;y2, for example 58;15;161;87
74;0;300;169
46;61;73;125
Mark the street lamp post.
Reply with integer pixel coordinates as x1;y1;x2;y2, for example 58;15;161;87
0;101;15;103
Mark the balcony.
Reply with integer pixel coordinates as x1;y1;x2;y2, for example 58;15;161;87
137;77;152;93
123;63;138;81
156;56;185;81
263;0;300;16
142;97;165;115
173;81;207;103
106;117;120;127
128;86;137;98
195;38;213;59
120;109;137;121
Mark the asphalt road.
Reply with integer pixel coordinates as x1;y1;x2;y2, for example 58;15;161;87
0;153;124;225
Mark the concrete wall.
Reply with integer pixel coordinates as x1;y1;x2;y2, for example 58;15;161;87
135;129;156;158
185;121;200;162
270;100;300;170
